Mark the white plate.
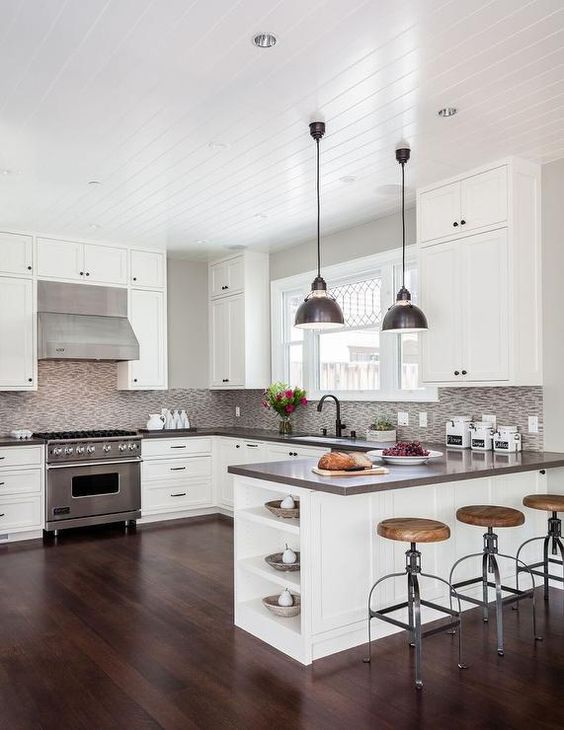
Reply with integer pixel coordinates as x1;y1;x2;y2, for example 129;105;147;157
366;449;443;466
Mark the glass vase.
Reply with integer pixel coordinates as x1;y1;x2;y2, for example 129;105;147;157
279;418;293;435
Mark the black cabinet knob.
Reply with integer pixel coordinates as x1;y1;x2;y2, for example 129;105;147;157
235;444;240;448
461;369;467;375
28;378;32;382
133;277;137;281
27;266;32;271
133;378;138;383
85;272;90;276
454;370;460;375
80;271;84;275
453;221;458;227
460;219;466;225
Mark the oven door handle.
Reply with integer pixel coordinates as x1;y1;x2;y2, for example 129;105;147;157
47;458;142;469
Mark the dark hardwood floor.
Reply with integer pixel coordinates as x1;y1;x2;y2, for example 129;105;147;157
0;516;562;730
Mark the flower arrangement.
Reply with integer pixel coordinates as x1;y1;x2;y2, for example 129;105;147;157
262;383;308;434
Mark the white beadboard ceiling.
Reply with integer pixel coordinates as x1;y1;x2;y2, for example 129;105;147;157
1;0;563;258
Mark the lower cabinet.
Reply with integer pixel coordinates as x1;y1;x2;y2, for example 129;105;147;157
216;439;270;509
0;445;44;541
266;444;327;461
141;438;213;519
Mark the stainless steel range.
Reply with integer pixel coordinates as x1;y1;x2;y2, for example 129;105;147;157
34;429;142;535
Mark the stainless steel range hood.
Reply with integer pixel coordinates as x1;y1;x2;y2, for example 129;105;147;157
37;281;139;361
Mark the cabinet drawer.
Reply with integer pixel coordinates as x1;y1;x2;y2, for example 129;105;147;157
0;469;41;495
0;495;42;531
0;446;43;469
142;456;211;481
141;438;212;458
143;480;212;511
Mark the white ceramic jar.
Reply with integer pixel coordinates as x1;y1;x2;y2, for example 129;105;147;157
469;421;494;451
146;414;165;431
493;425;522;453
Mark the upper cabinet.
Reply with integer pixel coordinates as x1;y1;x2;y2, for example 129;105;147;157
0;276;36;390
210;256;244;298
37;237;128;285
130;249;166;288
208;252;270;389
418;158;541;387
0;232;33;276
418;166;507;245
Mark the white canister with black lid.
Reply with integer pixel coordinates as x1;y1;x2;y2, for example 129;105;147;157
493;425;522;453
469;421;494;451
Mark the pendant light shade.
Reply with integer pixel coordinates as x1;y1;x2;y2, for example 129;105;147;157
294;122;344;330
381;146;429;334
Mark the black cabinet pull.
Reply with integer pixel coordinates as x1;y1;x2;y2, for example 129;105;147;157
170;466;186;471
461;369;467;375
171;492;187;497
460;219;466;225
0;482;4;486
454;370;460;376
170;445;186;449
0;514;4;517
222;378;229;382
453;222;458;227
0;457;4;460
247;444;258;448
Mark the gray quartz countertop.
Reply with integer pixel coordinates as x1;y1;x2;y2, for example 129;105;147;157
0;437;46;447
137;427;393;451
227;448;564;496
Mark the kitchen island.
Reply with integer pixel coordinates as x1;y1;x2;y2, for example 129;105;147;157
229;449;564;664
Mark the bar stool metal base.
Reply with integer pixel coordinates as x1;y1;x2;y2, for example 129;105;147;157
515;512;564;600
364;542;467;690
449;528;543;656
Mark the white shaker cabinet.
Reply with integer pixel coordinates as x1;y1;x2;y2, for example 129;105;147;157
419;165;507;244
420;230;509;384
0;276;36;390
37;237;128;286
418;158;541;387
130;249;165;288
208;251;270;389
0;232;33;276
117;288;167;390
216;439;271;509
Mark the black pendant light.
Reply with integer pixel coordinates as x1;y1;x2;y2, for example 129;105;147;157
294;122;344;330
381;146;429;333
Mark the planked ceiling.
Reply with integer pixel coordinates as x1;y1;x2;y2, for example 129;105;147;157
1;0;563;258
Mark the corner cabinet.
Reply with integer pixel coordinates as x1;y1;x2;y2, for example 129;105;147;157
208;252;270;389
418;158;541;387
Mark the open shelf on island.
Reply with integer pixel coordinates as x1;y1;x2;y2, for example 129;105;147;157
238;506;300;535
237;598;301;636
238;555;300;591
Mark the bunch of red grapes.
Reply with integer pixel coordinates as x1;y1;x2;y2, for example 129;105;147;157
382;441;430;457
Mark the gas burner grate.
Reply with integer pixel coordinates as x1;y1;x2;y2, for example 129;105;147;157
33;429;138;440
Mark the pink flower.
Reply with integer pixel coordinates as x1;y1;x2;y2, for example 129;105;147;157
285;404;295;414
285;389;294;399
276;393;283;401
300;398;308;406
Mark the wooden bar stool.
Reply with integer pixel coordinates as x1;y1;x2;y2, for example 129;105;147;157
364;517;467;690
449;505;542;656
515;494;564;600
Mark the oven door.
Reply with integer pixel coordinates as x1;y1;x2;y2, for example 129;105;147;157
47;459;141;524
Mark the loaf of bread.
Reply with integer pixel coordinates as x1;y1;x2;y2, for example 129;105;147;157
317;451;356;471
348;452;372;469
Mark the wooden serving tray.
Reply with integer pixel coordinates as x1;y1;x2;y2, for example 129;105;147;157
312;466;389;477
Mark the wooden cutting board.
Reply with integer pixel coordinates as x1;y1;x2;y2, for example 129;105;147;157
312;466;389;477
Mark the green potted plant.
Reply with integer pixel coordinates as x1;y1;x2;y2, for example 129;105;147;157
367;416;396;443
262;383;308;434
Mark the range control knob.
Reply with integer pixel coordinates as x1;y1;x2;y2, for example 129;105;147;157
86;445;96;454
119;443;127;452
64;446;74;455
128;442;138;450
53;447;63;456
75;445;85;454
103;444;112;453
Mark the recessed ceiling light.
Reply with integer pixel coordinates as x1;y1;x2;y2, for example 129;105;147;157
228;244;247;251
0;168;19;176
195;239;208;245
88;180;102;185
438;107;457;118
339;175;357;184
88;223;101;230
253;213;268;220
252;32;277;48
208;141;230;151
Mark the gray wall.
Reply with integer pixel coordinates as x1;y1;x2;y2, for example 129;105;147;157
269;208;415;280
167;259;208;388
542;157;564;453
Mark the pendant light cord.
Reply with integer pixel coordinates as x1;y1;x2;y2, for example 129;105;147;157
316;137;321;279
401;160;406;288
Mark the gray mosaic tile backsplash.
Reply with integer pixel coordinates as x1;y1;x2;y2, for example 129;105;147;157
0;361;543;449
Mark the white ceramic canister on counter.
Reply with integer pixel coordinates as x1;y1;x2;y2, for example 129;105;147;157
446;416;472;449
469;421;495;451
493;425;522;453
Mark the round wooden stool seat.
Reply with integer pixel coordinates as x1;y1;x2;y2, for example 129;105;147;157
523;493;564;513
456;505;524;528
377;518;450;543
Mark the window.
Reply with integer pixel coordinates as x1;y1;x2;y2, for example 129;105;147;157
272;247;437;402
